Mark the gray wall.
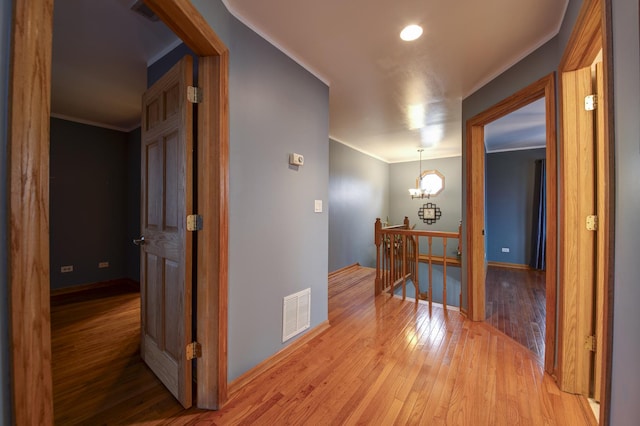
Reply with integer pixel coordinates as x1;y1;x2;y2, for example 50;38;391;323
0;0;11;422
125;127;141;281
192;0;329;382
328;140;388;271
50;118;130;289
486;148;546;265
389;156;462;236
610;0;640;423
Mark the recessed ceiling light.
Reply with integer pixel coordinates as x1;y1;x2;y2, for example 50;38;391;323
400;25;423;41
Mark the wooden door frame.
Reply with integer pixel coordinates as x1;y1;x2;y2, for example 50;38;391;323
557;0;614;423
7;0;229;422
465;73;557;375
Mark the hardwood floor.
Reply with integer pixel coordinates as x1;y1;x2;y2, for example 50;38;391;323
51;267;594;425
485;266;546;361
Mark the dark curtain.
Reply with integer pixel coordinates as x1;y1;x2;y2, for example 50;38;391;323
530;159;546;270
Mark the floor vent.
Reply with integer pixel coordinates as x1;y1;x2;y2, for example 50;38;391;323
282;288;311;342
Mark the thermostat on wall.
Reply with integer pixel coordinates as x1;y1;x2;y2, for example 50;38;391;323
289;153;304;166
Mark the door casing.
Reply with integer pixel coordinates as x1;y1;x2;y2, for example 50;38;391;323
466;0;615;424
465;73;558;375
557;0;614;423
7;0;229;423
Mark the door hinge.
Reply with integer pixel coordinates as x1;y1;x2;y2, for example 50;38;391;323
584;94;597;111
586;215;598;231
187;214;203;231
584;335;596;352
187;86;203;103
186;342;202;360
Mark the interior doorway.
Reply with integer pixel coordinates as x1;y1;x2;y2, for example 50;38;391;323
8;1;229;423
465;73;557;373
483;99;548;361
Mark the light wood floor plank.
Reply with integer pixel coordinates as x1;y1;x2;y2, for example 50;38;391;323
51;267;595;425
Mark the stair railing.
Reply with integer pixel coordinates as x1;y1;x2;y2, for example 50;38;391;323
375;217;461;311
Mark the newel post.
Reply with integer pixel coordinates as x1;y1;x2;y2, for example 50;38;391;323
375;218;382;295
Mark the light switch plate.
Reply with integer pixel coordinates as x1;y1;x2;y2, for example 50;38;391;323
314;200;322;213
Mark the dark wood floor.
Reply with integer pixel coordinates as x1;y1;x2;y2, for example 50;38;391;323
51;266;593;425
485;265;546;361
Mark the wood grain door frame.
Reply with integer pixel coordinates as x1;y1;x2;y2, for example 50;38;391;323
7;0;229;422
557;0;614;423
465;73;557;376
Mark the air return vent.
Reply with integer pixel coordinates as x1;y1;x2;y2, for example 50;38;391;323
130;0;160;22
282;288;311;342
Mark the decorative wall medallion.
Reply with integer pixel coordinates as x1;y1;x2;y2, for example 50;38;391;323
418;202;442;225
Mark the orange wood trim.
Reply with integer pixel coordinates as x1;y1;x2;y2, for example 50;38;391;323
418;255;461;267
143;0;227;56
195;54;229;409
142;2;230;409
328;263;361;279
380;229;459;240
559;0;602;72
466;123;486;321
227;321;331;398
543;74;558;375
558;0;613;422
487;262;534;271
8;0;55;424
466;73;557;345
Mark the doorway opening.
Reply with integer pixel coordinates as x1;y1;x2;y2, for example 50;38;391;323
465;73;557;374
483;98;548;360
8;1;229;423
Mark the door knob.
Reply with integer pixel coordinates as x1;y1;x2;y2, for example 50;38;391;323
133;236;145;246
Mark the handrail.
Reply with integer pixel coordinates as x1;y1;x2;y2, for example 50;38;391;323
375;217;462;311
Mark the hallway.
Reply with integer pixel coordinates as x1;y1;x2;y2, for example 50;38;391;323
51;266;593;425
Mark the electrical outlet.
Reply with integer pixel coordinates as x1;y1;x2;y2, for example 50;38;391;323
98;261;109;268
61;265;73;273
501;247;510;253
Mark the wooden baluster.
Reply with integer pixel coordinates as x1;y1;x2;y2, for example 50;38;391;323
428;236;433;312
443;238;448;311
458;222;462;308
414;235;419;306
375;218;382;295
401;234;406;301
389;232;395;296
383;234;391;291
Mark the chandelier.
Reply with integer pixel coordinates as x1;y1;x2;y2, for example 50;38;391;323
408;149;445;199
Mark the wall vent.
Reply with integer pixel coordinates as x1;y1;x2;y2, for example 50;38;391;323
282;288;311;342
130;0;160;22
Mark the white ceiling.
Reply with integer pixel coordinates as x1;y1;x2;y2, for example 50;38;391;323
51;0;566;161
485;98;546;153
51;0;179;131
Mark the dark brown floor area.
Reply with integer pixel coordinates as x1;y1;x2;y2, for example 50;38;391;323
485;266;546;361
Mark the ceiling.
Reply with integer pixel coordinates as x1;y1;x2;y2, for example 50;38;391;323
485;98;546;153
51;0;565;162
51;0;179;131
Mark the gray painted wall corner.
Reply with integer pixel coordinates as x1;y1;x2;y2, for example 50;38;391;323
389;156;462;234
610;0;640;423
329;140;389;271
192;0;330;382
